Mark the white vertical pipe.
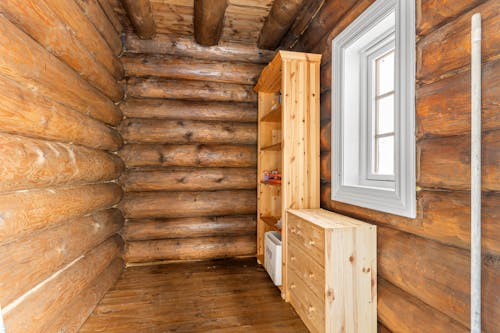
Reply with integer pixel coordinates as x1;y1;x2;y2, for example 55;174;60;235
470;12;482;333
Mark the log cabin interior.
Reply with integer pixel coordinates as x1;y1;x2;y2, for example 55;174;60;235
0;0;498;332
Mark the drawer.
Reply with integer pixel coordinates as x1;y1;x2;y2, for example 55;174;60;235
287;215;324;266
288;268;325;333
287;243;325;300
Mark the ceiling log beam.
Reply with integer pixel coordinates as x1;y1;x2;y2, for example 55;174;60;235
193;0;228;46
257;0;306;50
122;0;156;39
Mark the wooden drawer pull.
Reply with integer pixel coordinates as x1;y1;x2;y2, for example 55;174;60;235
308;305;315;313
290;255;296;261
308;240;315;246
290;283;296;289
308;272;314;278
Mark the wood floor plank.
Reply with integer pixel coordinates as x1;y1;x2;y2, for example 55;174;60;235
80;258;308;332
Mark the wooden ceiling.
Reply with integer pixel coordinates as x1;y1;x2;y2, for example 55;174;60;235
110;0;332;51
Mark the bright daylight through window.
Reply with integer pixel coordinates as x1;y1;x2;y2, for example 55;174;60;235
331;0;416;217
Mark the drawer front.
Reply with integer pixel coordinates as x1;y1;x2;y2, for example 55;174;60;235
287;243;325;300
288;268;325;333
288;215;324;267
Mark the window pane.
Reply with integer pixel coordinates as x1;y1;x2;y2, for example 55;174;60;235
377;94;394;134
376;51;394;95
376;135;394;175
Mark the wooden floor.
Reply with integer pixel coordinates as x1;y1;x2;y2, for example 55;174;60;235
79;258;308;332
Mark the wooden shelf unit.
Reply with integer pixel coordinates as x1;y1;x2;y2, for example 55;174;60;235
254;51;321;296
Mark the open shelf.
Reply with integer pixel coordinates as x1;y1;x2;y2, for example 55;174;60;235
260;180;281;186
260;142;281;151
260;106;281;122
260;216;281;232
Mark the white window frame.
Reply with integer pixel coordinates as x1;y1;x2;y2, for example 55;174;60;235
331;0;416;218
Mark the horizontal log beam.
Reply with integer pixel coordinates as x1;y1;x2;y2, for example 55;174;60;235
293;0;359;52
123;0;156;39
320;91;331;122
125;34;275;64
120;118;257;145
121;190;256;219
257;0;305;50
0;15;122;125
417;58;500;138
45;258;124;333
320;120;331;151
97;0;124;34
120;98;257;122
122;215;256;241
43;0;124;79
127;78;257;103
119;144;256;168
124;235;256;263
320;183;500;257
417;0;484;37
193;0;227;46
123;56;263;85
0;74;122;151
320;151;331;183
418;130;499;191
4;236;122;333
0;0;123;102
279;0;326;49
0;133;123;193
0;209;123;306
378;227;499;331
378;278;467;332
75;0;122;55
0;183;122;243
320;61;331;93
120;168;256;192
416;0;500;84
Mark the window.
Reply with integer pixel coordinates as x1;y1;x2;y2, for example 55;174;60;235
331;0;416;217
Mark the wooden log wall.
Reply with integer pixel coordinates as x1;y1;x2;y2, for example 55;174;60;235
119;34;272;264
282;1;500;332
0;1;125;332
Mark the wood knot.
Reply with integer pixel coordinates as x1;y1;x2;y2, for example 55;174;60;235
349;255;354;263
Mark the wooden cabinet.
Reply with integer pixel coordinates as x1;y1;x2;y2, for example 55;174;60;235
254;51;321;293
286;209;377;333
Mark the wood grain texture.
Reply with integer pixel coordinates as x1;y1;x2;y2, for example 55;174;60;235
0;209;123;306
75;0;123;55
127;77;257;102
193;0;228;46
257;0;305;50
417;130;499;191
320;120;331;152
97;0;124;33
121;190;256;219
378;227;499;331
321;183;500;257
417;0;500;84
125;235;255;262
0;133;123;193
0;183;122;243
122;215;256;241
280;0;326;49
79;258;308;332
0;74;122;151
43;0;124;79
123;55;263;85
0;0;123;102
121;98;257;122
3;236;122;333
378;279;467;332
125;33;275;64
120;144;256;168
120;118;257;144
120;168;256;192
0;14;122;125
417;0;487;37
45;258;124;333
292;0;358;52
123;0;156;39
416;58;500;138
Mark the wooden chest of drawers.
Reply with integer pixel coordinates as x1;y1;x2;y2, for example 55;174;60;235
286;209;377;333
